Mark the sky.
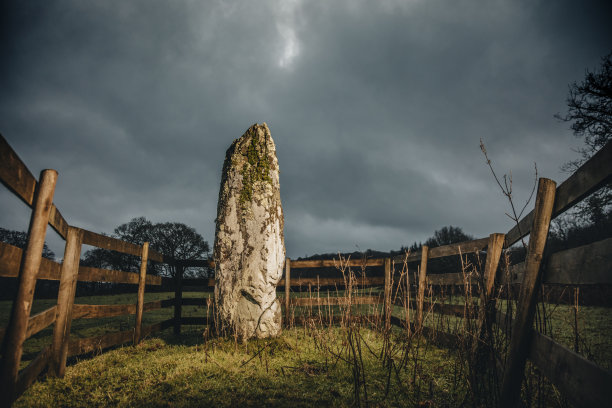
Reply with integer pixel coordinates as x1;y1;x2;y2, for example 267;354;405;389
1;0;611;260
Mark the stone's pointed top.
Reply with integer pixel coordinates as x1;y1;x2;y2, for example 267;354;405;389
246;123;272;142
230;123;275;154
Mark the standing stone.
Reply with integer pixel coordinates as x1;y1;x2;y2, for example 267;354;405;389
213;123;285;340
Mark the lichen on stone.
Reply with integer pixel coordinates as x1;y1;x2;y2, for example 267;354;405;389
239;128;272;209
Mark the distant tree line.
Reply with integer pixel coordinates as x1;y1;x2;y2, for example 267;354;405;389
295;226;474;265
0;218;210;299
295;226;476;279
296;212;611;281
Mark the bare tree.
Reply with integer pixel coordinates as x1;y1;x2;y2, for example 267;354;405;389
81;217;210;278
424;226;474;248
556;51;612;223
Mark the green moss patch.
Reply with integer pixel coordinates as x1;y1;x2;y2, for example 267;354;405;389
239;130;272;208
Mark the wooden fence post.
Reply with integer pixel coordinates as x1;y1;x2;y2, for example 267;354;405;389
49;226;83;377
473;233;505;362
0;169;57;407
174;262;183;335
501;178;556;408
285;258;291;324
482;233;505;299
134;242;149;345
416;245;429;331
383;258;392;331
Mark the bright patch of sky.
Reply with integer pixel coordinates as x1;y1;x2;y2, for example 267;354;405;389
275;0;301;68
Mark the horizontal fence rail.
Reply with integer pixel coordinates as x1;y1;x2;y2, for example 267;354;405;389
0;242;62;280
0;241;163;285
70;299;174;319
528;329;612;408
288;295;383;307
66;319;175;358
289;258;385;268
505;141;612;247
0;307;58;345
0;135;69;239
507;237;612;285
77;265;162;285
391;237;489;263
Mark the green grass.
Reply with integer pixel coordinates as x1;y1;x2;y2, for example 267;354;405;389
0;291;206;367
2;288;610;406
15;327;467;408
404;295;612;370
2;287;610;369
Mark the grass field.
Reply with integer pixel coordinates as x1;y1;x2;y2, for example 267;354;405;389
14;326;467;407
1;288;610;406
415;294;612;370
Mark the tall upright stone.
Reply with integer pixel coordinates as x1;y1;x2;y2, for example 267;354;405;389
213;123;285;340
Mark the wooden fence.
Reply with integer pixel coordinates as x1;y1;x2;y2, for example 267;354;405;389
1;130;611;407
268;141;610;407
0;134;179;406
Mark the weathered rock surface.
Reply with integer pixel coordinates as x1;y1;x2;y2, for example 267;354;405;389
213;123;284;340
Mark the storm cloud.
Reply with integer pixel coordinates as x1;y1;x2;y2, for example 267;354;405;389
1;0;610;258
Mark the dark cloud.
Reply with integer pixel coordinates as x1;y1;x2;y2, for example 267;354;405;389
1;0;611;258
